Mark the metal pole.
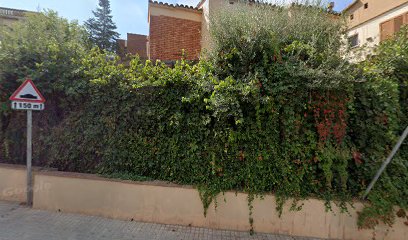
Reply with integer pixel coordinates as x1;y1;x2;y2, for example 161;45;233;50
26;110;33;207
362;126;408;199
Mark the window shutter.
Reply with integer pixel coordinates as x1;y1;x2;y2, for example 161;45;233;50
394;15;404;34
380;19;393;42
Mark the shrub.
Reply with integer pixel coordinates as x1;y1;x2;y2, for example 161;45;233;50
351;26;408;229
0;11;90;165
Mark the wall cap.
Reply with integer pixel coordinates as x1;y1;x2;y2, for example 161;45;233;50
35;170;197;190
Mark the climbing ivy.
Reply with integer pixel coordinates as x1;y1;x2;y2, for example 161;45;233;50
350;26;408;229
45;3;407;231
0;1;406;232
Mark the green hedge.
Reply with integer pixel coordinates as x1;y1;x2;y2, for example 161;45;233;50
1;3;407;231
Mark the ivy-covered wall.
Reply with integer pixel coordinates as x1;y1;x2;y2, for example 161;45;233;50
0;3;407;231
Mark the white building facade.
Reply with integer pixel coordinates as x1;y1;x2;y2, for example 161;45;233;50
345;0;408;50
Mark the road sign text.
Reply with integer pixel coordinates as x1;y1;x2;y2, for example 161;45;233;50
11;101;44;110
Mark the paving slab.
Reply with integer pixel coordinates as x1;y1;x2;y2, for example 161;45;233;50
0;201;325;240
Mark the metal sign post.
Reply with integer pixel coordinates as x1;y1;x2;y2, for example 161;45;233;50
26;110;33;206
9;79;45;207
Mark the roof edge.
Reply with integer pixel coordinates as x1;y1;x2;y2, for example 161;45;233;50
342;0;359;13
149;0;202;12
0;6;36;14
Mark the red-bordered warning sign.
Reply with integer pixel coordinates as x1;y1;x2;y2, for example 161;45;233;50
9;79;46;103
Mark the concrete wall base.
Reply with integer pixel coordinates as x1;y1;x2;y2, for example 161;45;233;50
0;164;406;240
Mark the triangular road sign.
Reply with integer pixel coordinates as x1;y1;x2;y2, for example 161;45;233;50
9;79;46;103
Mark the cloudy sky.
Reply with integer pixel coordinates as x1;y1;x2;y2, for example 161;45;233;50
0;0;354;38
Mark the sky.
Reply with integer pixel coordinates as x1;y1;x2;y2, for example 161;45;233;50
0;0;354;39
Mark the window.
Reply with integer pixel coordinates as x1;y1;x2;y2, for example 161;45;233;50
350;14;354;20
364;3;368;9
348;34;359;48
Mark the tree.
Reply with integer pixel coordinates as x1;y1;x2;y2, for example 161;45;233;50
0;11;89;164
85;0;120;52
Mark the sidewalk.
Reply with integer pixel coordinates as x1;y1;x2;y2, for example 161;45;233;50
0;201;323;240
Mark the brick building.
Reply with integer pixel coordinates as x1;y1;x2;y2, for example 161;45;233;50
148;1;202;61
118;33;148;59
144;0;239;61
118;1;204;61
